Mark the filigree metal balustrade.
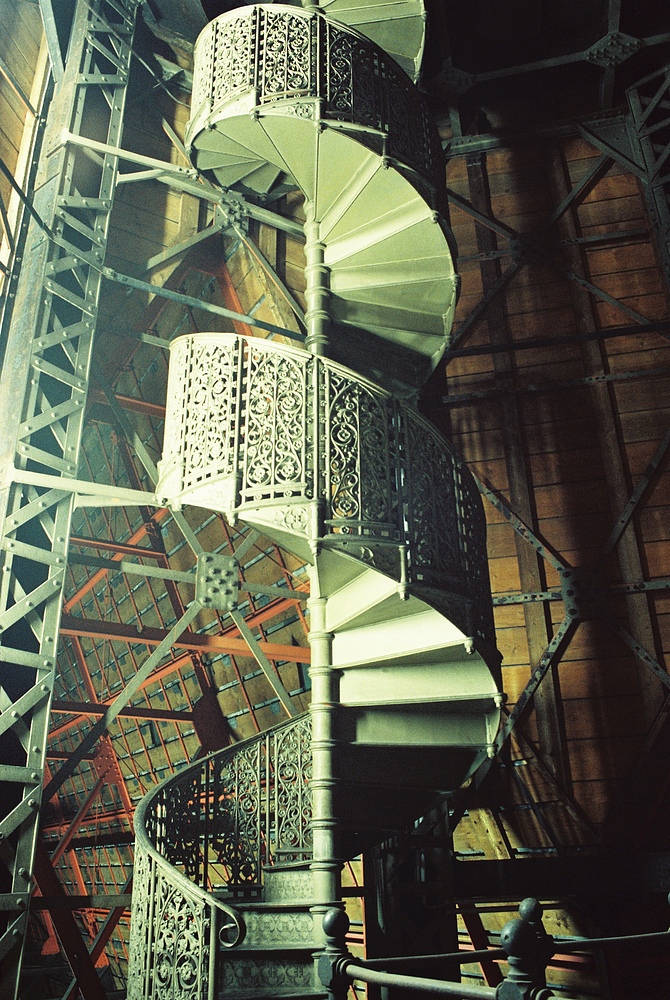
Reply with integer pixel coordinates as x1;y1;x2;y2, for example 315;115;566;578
129;3;503;999
157;332;493;648
129;714;312;999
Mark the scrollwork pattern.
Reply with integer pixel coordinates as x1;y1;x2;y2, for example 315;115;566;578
210;741;262;886
183;339;238;493
326;372;397;536
157;771;206;884
454;462;495;641
272;715;312;859
402;412;460;588
260;8;313;101
212;9;255;104
241;347;310;503
153;871;209;1000
190;7;441;190
127;843;153;1000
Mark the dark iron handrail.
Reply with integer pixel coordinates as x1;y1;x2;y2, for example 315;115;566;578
318;900;670;1000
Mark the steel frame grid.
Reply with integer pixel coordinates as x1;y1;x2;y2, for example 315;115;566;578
0;0;140;994
440;129;670;855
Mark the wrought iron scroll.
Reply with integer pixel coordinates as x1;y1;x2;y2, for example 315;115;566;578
272;713;313;861
188;5;444;199
127;837;242;1000
130;716;312;998
136;713;313;894
158;333;495;649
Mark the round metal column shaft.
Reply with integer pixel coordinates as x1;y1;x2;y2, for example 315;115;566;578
308;581;342;944
304;201;331;357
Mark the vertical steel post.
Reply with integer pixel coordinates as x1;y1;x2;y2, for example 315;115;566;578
304;201;331;357
0;1;139;994
308;582;342;947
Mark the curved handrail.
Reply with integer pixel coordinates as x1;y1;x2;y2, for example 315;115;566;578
138;711;313;892
128;714;312;998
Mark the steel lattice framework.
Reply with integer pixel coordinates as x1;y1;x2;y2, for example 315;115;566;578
0;0;140;994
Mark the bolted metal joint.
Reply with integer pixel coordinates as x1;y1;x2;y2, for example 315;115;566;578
195;553;239;611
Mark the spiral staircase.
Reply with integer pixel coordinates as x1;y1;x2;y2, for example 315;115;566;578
127;4;503;999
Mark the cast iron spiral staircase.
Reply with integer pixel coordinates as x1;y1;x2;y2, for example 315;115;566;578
128;4;503;999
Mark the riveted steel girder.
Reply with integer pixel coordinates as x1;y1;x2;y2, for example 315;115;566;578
0;1;140;994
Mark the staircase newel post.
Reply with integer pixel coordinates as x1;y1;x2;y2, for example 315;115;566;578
318;907;352;1000
497;898;555;1000
308;572;342;950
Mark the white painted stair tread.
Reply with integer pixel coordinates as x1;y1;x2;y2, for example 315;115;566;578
313;132;381;222
320;172;426;247
330;300;449;357
326;211;449;269
331;266;454;314
317;0;426;80
332;606;467;666
351;706;494;747
325;565;406;631
212;160;270;188
340;661;499;706
212;114;296;177
256;114;319;200
195;150;259;171
241;162;286;194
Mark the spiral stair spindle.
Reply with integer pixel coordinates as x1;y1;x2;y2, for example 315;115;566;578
128;4;503;999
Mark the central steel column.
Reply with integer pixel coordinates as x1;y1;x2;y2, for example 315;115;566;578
304;201;331;357
307;578;341;945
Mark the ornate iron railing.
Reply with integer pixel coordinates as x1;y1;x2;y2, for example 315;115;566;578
127;836;245;1000
157;332;494;645
128;714;312;997
187;4;445;205
140;713;312;893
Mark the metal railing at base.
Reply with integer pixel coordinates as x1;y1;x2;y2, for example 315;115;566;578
318;897;670;1000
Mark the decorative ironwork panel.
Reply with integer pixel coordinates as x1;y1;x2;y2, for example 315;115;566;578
454;462;496;642
240;341;312;505
191;14;215;117
183;336;240;494
401;411;461;589
188;5;443;198
127;842;154;1000
213;8;256;105
158;334;241;507
151;869;211;1000
210;739;264;887
324;22;383;130
156;770;207;885
259;6;315;102
271;714;313;859
322;366;399;539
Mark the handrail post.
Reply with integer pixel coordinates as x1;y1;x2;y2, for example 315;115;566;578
318;907;352;1000
497;898;555;1000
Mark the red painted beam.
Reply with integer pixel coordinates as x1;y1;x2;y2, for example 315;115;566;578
59;613;310;663
50;700;193;723
69;536;166;559
89;388;165;419
64;509;170;612
33;841;108;1000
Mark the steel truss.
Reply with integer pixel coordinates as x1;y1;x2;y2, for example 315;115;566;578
0;0;140;994
628;65;670;288
442;125;670;852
